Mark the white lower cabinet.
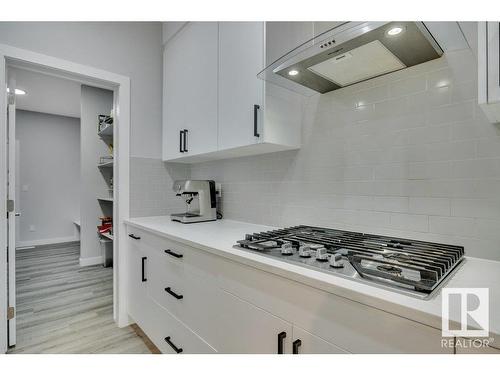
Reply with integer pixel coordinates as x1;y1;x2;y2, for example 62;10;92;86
146;298;216;354
126;225;454;354
127;236;148;328
146;244;220;345
212;289;293;354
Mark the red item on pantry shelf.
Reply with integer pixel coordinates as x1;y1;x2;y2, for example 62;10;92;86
98;223;112;234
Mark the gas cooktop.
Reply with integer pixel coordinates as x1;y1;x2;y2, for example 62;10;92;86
235;226;465;299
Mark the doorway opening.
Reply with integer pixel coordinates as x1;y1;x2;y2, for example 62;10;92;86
1;46;132;353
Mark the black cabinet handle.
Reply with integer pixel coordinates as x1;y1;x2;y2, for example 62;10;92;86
165;287;183;300
253;104;260;137
179;130;184;153
293;339;302;354
164;249;183;258
141;257;147;282
277;331;286;354
129;234;141;240
164;336;183;353
183;129;188;152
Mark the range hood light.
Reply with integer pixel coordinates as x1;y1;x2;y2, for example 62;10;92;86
288;69;299;76
6;88;26;95
387;26;403;36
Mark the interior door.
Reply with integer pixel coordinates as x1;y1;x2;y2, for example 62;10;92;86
6;103;16;347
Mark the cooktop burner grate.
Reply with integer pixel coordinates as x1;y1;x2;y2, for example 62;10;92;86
235;225;464;298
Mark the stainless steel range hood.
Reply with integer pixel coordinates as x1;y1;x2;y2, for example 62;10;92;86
258;22;444;95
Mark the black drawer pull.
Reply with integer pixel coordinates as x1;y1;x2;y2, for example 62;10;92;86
293;339;302;354
164;336;183;353
141;257;147;282
165;287;183;300
277;331;286;354
164;249;183;258
129;234;141;240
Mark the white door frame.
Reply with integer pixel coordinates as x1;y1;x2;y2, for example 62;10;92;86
0;43;131;353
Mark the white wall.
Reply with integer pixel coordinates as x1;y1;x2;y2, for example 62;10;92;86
16;110;80;247
191;48;500;262
0;22;162;159
80;85;113;265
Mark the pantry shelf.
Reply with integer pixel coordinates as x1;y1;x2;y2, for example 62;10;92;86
99;232;113;241
98;123;113;136
98;160;113;168
97;197;114;202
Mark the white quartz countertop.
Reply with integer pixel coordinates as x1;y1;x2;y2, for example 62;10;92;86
125;216;500;340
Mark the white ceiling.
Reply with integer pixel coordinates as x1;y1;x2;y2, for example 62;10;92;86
10;67;81;118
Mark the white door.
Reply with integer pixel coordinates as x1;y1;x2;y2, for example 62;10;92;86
218;22;264;151
6;103;16;347
162;22;219;160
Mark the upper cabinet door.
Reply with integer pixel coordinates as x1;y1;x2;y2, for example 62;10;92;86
218;22;264;151
163;22;219;160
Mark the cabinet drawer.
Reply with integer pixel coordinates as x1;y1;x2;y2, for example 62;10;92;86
127;226;218;276
144;299;216;354
146;244;219;347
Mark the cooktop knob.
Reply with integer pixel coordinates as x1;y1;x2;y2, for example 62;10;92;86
298;245;311;258
281;242;293;256
329;253;344;268
315;247;328;262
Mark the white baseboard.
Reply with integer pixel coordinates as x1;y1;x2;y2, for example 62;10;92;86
17;235;79;248
79;256;103;267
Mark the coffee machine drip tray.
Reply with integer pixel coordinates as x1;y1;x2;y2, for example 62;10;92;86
171;212;215;224
171;213;200;218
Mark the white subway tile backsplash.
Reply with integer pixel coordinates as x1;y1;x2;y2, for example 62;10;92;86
389;75;427;97
451;198;500;219
373;196;409;213
389;213;428;232
474;219;500;240
130;157;189;217
374;164;408;180
408;161;453;180
429;216;476;237
477;138;500;158
452;159;500;179
183;48;500;261
426;101;474;126
409;197;451;216
406;125;451;145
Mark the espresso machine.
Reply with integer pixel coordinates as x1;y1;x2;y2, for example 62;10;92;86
170;180;218;223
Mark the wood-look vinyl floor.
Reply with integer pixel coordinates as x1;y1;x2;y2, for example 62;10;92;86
8;242;152;354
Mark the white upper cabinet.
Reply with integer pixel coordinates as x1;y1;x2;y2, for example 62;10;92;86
162;22;219;161
478;22;500;123
162;22;308;163
218;22;264;151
